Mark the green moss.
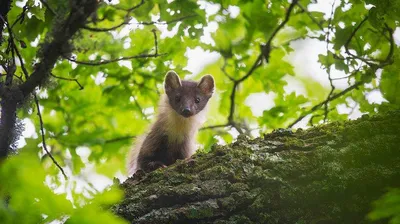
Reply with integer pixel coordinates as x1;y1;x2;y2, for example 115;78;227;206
113;111;400;224
185;200;219;219
198;165;235;181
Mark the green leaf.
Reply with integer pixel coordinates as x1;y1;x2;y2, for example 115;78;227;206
368;188;400;224
29;2;46;21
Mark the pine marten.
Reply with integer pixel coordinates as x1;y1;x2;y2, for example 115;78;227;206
127;71;215;175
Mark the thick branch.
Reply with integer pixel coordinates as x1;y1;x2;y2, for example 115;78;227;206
0;0;12;42
0;95;18;159
0;15;69;172
18;0;99;97
113;111;400;223
0;0;98;157
0;4;21;157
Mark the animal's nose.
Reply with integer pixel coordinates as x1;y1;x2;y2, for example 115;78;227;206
181;107;191;116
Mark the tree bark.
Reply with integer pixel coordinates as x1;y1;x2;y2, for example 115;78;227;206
0;0;98;159
0;96;18;158
0;0;12;42
112;111;400;224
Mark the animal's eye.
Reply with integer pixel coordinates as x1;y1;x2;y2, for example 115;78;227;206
175;96;181;102
195;97;200;103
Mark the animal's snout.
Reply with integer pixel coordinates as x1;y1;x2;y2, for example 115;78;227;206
181;107;192;117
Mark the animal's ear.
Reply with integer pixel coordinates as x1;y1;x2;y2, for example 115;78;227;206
164;70;181;92
197;75;214;96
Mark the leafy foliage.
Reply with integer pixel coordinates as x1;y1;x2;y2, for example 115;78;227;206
368;188;400;224
0;0;399;223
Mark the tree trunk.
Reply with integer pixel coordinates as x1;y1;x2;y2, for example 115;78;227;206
112;111;400;224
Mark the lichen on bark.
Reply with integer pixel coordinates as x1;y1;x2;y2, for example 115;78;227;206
112;111;400;224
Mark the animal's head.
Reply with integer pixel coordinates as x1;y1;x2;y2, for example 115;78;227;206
164;71;214;118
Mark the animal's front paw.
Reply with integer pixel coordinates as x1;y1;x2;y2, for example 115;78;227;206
131;169;146;180
184;158;196;167
146;161;167;171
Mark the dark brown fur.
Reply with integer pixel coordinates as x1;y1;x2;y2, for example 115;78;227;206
136;120;189;172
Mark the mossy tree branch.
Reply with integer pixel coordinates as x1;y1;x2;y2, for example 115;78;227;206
18;0;99;96
113;111;400;224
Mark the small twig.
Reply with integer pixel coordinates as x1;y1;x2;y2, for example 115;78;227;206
19;0;99;97
65;52;166;66
346;24;394;68
221;59;236;82
207;0;299;133
200;121;246;135
119;0;145;11
296;2;324;31
288;81;363;128
344;16;377;66
323;0;336;122
331;63;363;81
308;113;323;126
236;53;263;83
323;87;334;122
0;0;12;42
227;82;239;124
0;15;17;86
138;15;197;25
131;95;148;120
231;122;244;135
200;123;231;130
233;1;297;126
83;0;145;32
84;14;197;32
105;135;136;144
66;29;165;66
348;102;359;116
151;29;158;55
7;9;65;175
330;74;354;81
380;23;395;67
6;20;29;81
10;4;29;28
50;73;84;90
264;0;299;56
239;0;297;82
34;94;68;180
83;22;126;32
290;13;395;128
